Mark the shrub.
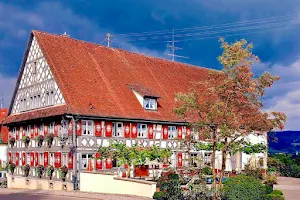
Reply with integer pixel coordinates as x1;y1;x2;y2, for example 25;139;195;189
202;166;213;175
153;191;165;200
272;190;283;196
244;164;262;179
161;179;183;200
265;184;273;194
265;193;284;200
264;175;277;185
168;173;179;181
223;175;265;200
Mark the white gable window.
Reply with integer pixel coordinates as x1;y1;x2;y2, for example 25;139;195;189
82;120;94;136
144;98;157;110
168;126;177;139
113;122;123;137
138;124;147;138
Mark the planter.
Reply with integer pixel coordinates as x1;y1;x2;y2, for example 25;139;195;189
134;165;149;177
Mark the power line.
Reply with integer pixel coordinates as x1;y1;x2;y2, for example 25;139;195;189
130;23;300;45
113;13;299;37
114;19;300;43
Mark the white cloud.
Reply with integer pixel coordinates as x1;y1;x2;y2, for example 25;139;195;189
262;59;300;130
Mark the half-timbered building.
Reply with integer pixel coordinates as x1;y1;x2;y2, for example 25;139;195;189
3;31;267;186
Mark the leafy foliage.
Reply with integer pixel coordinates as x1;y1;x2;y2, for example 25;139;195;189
243;164;262;179
153;191;165;200
7;162;16;174
265;184;273;194
202;166;213;175
161;179;183;200
265;190;285;200
58;165;68;180
222;175;265;200
22;164;30;177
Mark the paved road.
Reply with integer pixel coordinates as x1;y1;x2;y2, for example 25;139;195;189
274;177;300;200
0;188;150;200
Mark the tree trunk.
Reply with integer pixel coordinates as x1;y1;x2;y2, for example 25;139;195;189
211;129;217;200
217;138;228;198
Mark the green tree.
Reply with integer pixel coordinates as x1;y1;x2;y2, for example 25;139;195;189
175;38;287;198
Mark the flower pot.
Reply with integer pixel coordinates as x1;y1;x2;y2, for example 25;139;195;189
49;176;52;180
156;187;160;192
134;165;149;177
62;177;66;182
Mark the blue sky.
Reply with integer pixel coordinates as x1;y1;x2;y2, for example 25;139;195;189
0;0;299;130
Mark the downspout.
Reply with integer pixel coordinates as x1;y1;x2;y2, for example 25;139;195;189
66;115;78;190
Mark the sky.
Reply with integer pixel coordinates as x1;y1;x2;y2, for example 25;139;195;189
0;0;299;130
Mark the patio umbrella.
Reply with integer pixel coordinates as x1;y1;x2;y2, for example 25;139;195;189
225;154;232;172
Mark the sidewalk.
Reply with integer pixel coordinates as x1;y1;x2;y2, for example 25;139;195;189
274;177;300;200
0;188;151;200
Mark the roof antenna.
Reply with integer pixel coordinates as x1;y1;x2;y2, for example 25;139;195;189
62;32;70;37
165;29;188;62
0;98;3;109
106;33;112;47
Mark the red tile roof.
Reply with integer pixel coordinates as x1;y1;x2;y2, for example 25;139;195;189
5;30;216;124
0;108;8;143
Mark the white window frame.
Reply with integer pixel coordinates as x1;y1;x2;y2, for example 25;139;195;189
26;153;30;165
49;122;55;134
26;125;31;137
81;120;94;136
39;124;44;136
144;98;157;110
112;122;123;137
12;127;17;139
62;153;68;166
168;126;177;139
138;124;147;138
39;153;44;166
81;154;93;170
49;153;54;166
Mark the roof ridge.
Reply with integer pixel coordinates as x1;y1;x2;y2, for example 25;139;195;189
31;30;220;72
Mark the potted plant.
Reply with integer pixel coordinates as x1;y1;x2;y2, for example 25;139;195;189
22;136;30;148
46;165;55;180
58;165;68;182
22;164;30;177
264;174;277;189
9;137;15;148
46;133;54;148
35;165;44;178
35;135;44;147
7;162;16;175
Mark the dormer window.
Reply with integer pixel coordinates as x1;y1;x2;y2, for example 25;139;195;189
144;98;157;110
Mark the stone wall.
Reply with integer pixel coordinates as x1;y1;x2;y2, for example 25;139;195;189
80;172;156;198
7;174;73;191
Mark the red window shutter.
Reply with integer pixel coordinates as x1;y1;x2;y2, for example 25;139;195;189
95;152;102;170
54;122;60;137
95;121;102;137
76;120;82;136
35;152;38;166
22;152;26;166
44;152;49;167
68;121;73;135
162;125;168;140
30;152;34;167
106;157;112;169
105;121;112;137
177;153;183;167
124;123;130;138
131;123;137;138
148;124;154;139
177;126;183;139
15;152;19;166
68;152;73;169
34;125;38;138
8;152;11;163
54;152;62;168
16;128;19;140
44;125;48;136
186;127;191;137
